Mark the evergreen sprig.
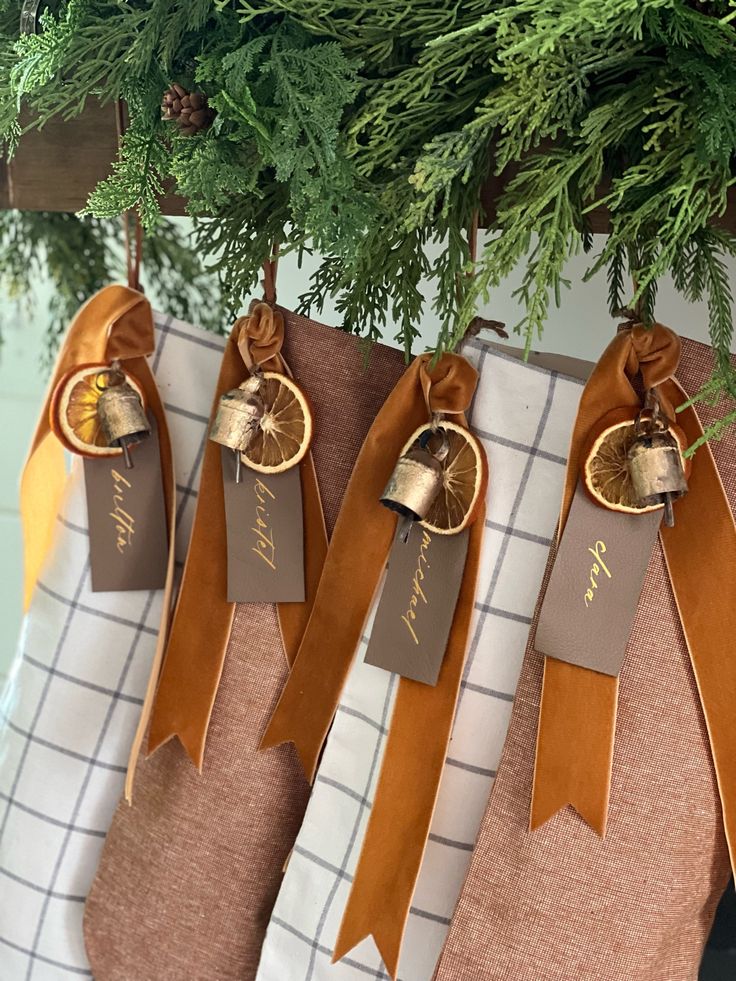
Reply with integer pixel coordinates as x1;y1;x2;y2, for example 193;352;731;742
0;0;734;439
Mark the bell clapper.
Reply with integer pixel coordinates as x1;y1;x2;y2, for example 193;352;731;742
627;390;688;527
663;493;675;528
396;514;413;544
235;450;242;485
121;438;133;471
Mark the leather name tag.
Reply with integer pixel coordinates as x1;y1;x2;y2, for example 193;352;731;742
84;417;168;593
364;522;470;686
535;480;661;677
221;447;305;603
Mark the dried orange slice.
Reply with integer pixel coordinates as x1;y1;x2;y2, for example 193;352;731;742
50;362;145;458
400;420;487;535
582;406;690;514
239;371;313;474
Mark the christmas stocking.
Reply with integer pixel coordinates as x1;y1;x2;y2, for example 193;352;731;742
434;334;734;981
254;338;588;981
82;309;405;981
0;299;222;979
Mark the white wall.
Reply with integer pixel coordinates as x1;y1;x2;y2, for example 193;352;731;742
0;221;733;674
0;288;49;674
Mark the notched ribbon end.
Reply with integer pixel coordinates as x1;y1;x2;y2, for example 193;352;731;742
146;724;205;772
530;791;608;838
572;802;608;838
332;928;400;981
259;723;321;784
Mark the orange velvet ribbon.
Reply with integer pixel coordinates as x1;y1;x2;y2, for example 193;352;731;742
532;325;736;882
145;303;328;770
19;285;176;803
261;352;484;979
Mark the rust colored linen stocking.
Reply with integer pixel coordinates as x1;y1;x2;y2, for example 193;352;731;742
433;335;735;981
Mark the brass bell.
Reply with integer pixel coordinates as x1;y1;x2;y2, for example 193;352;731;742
628;414;688;528
380;432;446;543
209;376;263;483
97;365;150;469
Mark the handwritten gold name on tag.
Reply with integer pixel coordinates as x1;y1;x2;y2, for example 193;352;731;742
84;418;168;592
365;522;469;686
584;540;611;608
221;448;305;603
110;468;136;554
252;478;277;571
401;528;432;644
535;481;661;677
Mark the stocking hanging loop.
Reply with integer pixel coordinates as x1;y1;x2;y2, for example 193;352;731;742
115;99;144;294
262;241;280;305
123;213;143;293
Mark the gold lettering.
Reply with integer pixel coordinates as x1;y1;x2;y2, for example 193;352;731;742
109;469;135;554
402;530;432;644
584;540;612;607
401;614;419;645
251;478;277;570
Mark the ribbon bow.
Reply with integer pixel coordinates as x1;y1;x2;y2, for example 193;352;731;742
532;324;736;882
237;301;286;372
261;352;484;978
144;303;328;776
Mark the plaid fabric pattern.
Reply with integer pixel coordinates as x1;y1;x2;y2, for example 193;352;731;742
0;312;225;980
255;343;585;981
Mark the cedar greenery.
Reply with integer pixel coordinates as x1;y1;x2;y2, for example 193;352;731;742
0;0;735;442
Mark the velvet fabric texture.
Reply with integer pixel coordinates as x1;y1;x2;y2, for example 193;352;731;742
433;334;735;981
260;350;485;977
532;324;736;872
531;324;681;836
21;286;175;634
146;303;329;772
253;341;587;981
1;305;206;980
18;285;178;802
260;353;480;778
83;311;405;981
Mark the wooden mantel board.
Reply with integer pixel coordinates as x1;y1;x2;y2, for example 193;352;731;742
480;163;736;235
4;101;186;215
4;102;736;235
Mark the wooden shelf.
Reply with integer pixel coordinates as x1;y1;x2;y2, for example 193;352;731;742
7;105;736;237
4;101;186;215
479;160;736;235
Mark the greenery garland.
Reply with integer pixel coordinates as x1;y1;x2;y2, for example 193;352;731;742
1;0;735;443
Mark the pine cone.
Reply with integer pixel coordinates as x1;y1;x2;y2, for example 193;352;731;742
161;83;215;135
